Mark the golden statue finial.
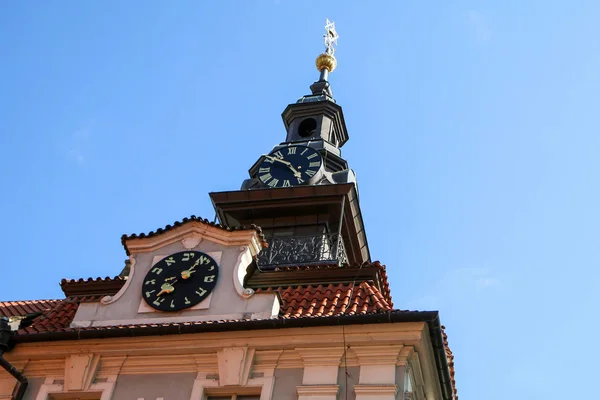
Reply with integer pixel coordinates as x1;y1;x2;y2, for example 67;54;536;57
316;19;338;73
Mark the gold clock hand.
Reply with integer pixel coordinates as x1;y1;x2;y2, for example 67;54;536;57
265;155;290;165
265;155;302;178
181;269;196;279
181;258;202;279
157;282;175;296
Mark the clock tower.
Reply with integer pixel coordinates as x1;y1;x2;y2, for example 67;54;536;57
210;20;370;272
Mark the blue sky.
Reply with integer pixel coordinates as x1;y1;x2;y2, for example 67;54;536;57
1;2;599;399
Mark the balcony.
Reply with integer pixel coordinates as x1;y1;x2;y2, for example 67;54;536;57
257;233;348;268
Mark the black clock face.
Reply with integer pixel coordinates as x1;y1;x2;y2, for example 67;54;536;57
142;251;219;312
257;145;323;187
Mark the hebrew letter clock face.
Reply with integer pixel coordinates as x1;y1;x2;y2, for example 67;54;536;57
142;251;219;312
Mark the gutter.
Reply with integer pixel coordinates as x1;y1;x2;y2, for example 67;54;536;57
426;314;454;400
0;317;28;400
12;310;453;400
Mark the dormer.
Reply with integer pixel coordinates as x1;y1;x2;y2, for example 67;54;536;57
68;216;279;328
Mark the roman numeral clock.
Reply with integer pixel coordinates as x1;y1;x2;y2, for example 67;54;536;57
142;251;219;311
257;145;324;187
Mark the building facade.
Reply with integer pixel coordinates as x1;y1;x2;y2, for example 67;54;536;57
0;22;457;400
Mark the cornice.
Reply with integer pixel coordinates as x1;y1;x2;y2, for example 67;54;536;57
253;350;283;370
8;323;427;363
61;278;125;298
353;384;398;396
351;345;404;365
295;347;345;367
123;221;263;257
296;384;340;396
397;346;415;366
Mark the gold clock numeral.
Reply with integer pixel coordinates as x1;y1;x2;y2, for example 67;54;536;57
145;279;156;285
164;257;176;266
260;173;272;183
204;275;216;283
181;252;195;261
306;153;318;160
283;180;291;187
273;151;284;158
153;297;165;306
309;161;320;168
199;255;211;265
208;265;215;271
151;267;163;275
305;169;316;177
184;297;191;305
196;287;208;296
301;148;309;155
268;179;279;187
259;167;270;173
170;300;176;308
297;177;305;184
287;147;297;155
145;290;155;297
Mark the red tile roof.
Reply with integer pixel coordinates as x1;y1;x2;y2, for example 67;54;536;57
257;261;393;307
10;282;391;335
442;325;458;400
1;269;455;399
3;283;457;400
18;299;79;335
259;282;392;318
60;276;126;297
0;299;61;318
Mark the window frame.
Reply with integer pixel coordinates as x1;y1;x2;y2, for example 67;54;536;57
191;374;274;400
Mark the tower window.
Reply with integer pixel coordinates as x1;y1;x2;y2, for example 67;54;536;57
298;118;317;138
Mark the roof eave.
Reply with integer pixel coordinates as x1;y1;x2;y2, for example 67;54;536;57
10;310;452;400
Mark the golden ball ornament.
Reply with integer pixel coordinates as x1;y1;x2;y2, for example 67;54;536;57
315;53;337;72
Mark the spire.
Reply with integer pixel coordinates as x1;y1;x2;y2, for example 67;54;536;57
310;19;339;99
279;18;349;147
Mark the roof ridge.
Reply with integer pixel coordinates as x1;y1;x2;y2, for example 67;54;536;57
0;299;62;305
121;215;266;255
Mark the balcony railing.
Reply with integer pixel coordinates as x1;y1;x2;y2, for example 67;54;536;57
257;233;348;268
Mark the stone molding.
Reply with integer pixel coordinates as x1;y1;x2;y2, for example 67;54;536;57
190;373;274;400
396;345;414;366
351;345;403;365
354;384;398;400
217;347;255;386
64;353;100;391
295;347;344;385
124;222;263;257
252;350;283;372
296;384;339;400
351;345;403;385
35;375;116;400
407;351;426;400
10;323;427;363
295;347;345;367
